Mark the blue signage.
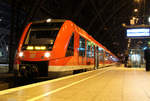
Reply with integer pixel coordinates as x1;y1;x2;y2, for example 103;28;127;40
127;28;150;37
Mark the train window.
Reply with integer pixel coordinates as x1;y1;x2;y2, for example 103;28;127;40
65;33;74;57
99;49;104;61
98;47;103;51
104;52;109;60
91;46;94;57
86;40;91;58
99;48;104;55
79;36;85;56
105;52;109;56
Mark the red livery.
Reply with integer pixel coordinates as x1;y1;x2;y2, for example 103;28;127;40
14;19;118;77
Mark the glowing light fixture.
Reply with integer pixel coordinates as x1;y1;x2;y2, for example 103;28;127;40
35;46;46;50
35;46;41;50
132;17;136;20
40;46;46;50
46;18;51;23
148;17;150;23
122;23;126;27
143;47;147;50
134;0;140;3
134;9;138;12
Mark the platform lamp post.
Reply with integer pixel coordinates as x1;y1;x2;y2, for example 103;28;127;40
9;0;16;72
122;16;137;67
134;0;141;3
134;9;138;13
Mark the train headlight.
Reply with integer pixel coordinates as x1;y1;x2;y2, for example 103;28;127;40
19;52;23;57
44;52;50;58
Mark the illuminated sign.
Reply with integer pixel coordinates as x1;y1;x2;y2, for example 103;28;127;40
127;28;150;37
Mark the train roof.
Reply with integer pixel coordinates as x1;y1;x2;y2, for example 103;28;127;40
32;19;66;24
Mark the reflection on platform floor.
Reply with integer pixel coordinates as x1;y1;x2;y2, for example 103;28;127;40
0;66;150;101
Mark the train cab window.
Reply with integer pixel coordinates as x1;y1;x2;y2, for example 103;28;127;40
28;28;59;45
65;33;74;57
23;22;63;50
79;36;85;56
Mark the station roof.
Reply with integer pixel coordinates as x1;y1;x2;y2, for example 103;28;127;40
1;0;150;58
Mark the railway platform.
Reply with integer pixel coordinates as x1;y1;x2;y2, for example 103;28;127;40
0;65;150;101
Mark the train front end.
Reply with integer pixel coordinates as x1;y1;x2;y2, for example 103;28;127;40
14;19;64;78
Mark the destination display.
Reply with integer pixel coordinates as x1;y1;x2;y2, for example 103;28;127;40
127;28;150;37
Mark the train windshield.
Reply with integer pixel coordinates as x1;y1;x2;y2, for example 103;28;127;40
23;22;63;50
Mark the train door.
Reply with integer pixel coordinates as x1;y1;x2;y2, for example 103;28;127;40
79;36;86;65
94;46;99;69
99;48;104;67
86;40;91;65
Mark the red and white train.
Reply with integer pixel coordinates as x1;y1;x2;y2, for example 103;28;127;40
14;19;118;78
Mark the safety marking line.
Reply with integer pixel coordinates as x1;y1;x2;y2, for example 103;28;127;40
27;69;111;101
0;66;113;96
